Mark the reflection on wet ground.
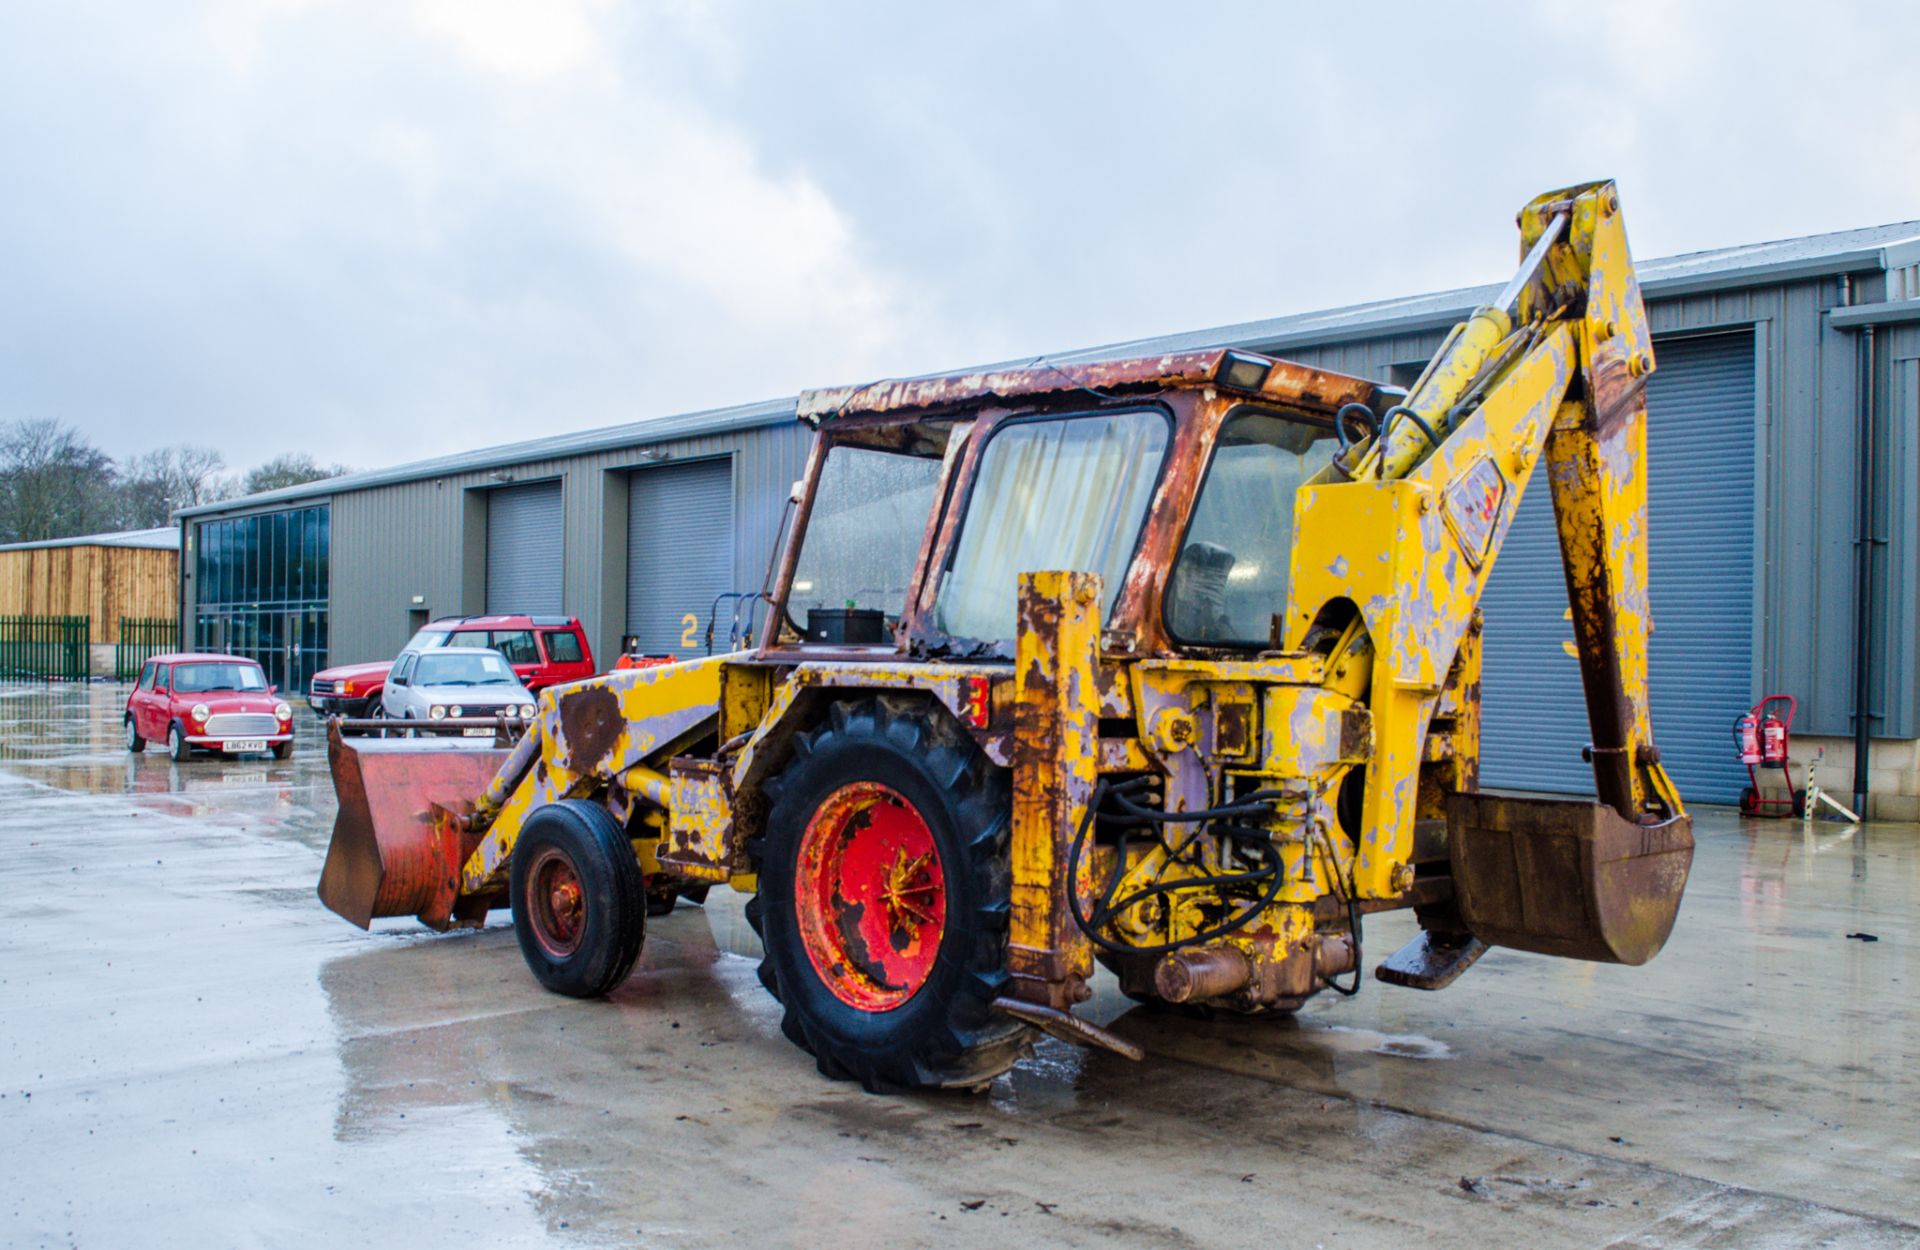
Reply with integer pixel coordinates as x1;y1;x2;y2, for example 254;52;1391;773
4;684;1917;1248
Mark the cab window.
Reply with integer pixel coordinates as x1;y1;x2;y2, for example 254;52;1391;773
1165;408;1339;647
542;630;584;664
933;409;1170;642
138;662;157;691
788;444;945;626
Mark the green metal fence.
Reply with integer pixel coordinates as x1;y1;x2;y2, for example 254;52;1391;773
0;614;91;681
116;617;178;682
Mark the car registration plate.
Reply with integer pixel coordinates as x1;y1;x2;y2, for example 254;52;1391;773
224;738;268;752
462;727;494;738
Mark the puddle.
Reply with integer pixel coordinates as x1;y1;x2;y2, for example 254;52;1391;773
1312;1023;1453;1060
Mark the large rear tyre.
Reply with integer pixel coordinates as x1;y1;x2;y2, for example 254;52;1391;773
510;800;647;998
125;717;144;754
748;698;1030;1093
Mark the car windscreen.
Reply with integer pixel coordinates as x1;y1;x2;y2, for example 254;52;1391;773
405;629;452;651
172;663;268;693
413;652;518;687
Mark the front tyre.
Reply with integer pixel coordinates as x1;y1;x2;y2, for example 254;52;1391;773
749;698;1030;1093
168;723;190;763
510;800;647;998
125;717;144;754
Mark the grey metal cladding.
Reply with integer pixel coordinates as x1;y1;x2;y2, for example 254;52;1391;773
486;481;564;615
626;458;735;656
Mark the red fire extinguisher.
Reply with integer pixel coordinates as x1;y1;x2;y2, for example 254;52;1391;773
1734;694;1801;817
1760;708;1788;764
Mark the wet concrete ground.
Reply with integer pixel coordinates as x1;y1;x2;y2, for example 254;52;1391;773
3;683;1916;1249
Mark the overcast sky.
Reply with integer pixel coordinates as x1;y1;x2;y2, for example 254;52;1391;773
2;2;1916;473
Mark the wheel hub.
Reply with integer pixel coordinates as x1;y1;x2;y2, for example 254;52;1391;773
527;848;587;958
794;781;947;1011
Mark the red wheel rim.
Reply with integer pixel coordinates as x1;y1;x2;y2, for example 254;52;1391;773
526;847;587;959
795;781;947;1011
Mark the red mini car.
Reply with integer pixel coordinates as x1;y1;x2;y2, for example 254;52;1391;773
307;614;595;717
125;653;295;762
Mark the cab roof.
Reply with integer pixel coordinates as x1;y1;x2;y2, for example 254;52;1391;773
796;348;1383;425
148;653;258;666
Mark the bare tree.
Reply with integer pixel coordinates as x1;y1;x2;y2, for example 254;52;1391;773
117;445;235;528
243;452;349;496
0;419;118;542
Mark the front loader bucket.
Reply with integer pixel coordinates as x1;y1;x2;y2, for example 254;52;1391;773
317;727;513;931
1447;792;1693;966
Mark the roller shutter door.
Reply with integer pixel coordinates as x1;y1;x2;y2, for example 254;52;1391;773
486;481;564;615
1479;331;1755;803
627;459;734;657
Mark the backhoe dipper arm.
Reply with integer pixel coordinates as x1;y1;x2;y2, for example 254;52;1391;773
1332;179;1682;825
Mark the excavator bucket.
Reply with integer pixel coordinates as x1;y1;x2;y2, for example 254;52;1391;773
316;723;514;931
1447;792;1694;966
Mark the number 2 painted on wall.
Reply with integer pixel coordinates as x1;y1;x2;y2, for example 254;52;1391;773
681;613;699;650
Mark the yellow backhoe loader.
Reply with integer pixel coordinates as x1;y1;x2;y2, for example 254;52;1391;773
319;179;1694;1092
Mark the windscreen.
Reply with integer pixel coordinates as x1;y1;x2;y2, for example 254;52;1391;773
933;409;1169;642
173;662;268;693
788;443;944;625
414;651;518;686
1164;408;1339;646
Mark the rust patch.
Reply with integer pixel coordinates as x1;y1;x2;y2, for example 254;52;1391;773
557;685;624;772
1214;700;1252;759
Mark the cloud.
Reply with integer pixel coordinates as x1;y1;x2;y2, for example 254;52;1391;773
0;2;1916;476
0;1;926;467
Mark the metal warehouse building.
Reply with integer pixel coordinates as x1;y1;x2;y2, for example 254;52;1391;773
178;218;1920;815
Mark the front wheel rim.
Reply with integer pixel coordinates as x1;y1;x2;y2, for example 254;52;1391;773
794;781;947;1012
526;846;588;959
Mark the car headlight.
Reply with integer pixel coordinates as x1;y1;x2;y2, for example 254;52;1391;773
519;703;536;719
448;704;464;718
339;681;354;696
274;702;292;721
191;704;210;722
429;705;447;720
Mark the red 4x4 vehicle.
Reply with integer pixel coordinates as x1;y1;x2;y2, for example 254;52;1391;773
126;653;295;761
307;615;595;717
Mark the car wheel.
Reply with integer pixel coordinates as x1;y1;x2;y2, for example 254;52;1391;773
168;722;190;763
125;717;144;754
271;740;293;761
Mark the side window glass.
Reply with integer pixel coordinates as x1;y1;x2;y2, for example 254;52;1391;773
451;631;488;649
138;663;155;691
1166;409;1339;646
156;666;171;692
393;655;413;685
492;630;538;664
542;630;584;664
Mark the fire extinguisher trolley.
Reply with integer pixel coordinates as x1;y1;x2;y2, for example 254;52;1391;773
1734;694;1804;817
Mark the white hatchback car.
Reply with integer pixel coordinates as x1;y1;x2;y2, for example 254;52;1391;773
380;646;538;733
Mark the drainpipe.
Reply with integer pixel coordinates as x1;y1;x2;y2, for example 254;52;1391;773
1852;320;1878;816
